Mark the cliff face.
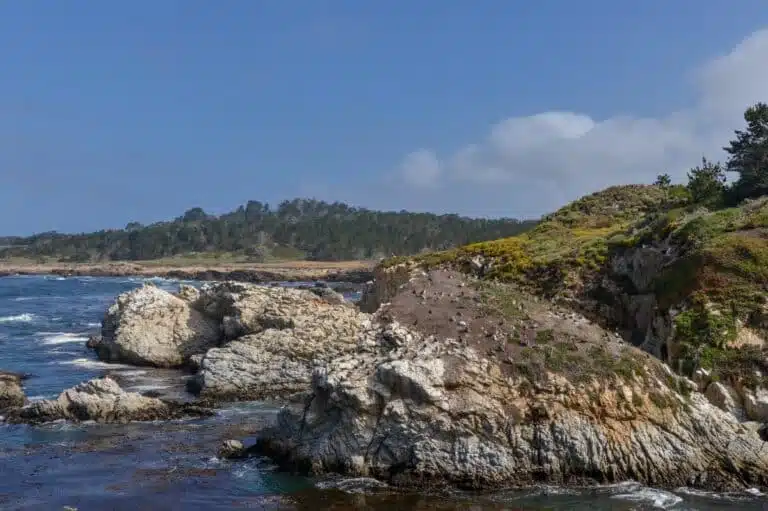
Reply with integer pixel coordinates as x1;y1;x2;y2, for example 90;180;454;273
260;268;768;491
372;186;768;423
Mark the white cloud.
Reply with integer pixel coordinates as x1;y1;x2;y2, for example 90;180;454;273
393;29;768;217
398;148;442;188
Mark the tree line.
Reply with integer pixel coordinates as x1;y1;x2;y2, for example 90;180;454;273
0;199;538;262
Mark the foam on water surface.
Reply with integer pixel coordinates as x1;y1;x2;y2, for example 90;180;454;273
0;313;36;323
39;332;89;345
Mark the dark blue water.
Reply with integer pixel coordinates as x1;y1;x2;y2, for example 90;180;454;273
0;275;766;510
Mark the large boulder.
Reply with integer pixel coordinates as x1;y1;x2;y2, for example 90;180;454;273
9;377;210;424
190;281;356;339
253;269;768;492
189;283;367;401
97;283;221;367
0;371;25;411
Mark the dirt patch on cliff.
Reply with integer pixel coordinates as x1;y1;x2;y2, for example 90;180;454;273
378;269;659;383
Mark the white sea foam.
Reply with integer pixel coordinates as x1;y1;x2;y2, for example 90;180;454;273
85;322;101;328
112;369;148;377
676;486;754;502
126;384;171;392
39;333;89;345
26;395;55;401
0;313;35;323
53;358;135;370
611;487;683;508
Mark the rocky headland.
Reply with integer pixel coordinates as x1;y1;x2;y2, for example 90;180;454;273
6;183;768;494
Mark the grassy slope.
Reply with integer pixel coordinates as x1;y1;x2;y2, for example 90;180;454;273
388;184;768;386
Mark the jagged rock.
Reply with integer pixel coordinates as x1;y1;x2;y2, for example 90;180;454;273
188;354;204;372
693;368;711;392
253;269;768;493
705;382;746;420
192;282;354;340
258;327;768;491
97;284;221;367
177;283;201;304
8;377;210;424
190;283;367;401
744;387;768;423
307;285;347;305
0;371;25;410
218;439;246;459
85;335;101;350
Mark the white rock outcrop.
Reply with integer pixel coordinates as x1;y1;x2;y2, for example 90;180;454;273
11;377;209;424
190;282;366;400
95;284;221;367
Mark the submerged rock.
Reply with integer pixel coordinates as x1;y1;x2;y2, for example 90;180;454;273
0;371;25;411
9;377;210;424
85;335;101;350
97;284;221;367
254;269;768;493
218;439;246;459
189;282;366;401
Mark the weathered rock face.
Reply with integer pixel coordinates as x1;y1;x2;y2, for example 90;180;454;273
358;263;413;313
190;282;353;340
704;382;747;421
0;371;25;411
258;322;768;491
9;377;210;424
744;387;768;423
582;243;680;361
306;285;347;305
190;283;367;401
255;269;768;493
97;284;221;367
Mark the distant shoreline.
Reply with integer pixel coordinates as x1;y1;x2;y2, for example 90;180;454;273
0;260;376;284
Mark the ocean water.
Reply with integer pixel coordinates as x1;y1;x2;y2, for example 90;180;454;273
0;275;766;510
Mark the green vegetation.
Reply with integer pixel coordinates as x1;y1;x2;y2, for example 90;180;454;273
392;102;768;390
0;199;537;262
686;158;727;207
672;296;738;375
395;184;685;294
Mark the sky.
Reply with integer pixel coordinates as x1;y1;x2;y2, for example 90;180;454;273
2;1;768;235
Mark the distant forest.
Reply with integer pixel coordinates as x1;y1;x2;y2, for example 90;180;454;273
0;199;537;262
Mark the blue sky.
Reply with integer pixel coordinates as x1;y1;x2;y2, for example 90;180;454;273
2;1;768;235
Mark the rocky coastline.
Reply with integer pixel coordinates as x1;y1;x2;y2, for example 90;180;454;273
4;264;768;494
0;261;374;285
7;182;768;496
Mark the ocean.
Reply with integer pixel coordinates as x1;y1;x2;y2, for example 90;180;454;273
0;274;765;510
